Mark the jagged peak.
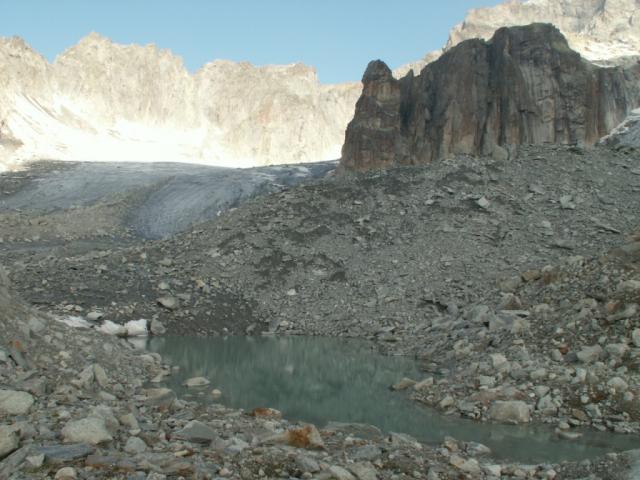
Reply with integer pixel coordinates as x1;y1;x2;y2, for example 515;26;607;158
0;35;48;61
362;60;393;83
197;59;318;81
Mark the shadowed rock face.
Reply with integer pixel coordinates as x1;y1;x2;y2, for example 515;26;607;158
340;24;640;172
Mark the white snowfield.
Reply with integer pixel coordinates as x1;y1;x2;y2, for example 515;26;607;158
0;34;361;173
58;316;150;337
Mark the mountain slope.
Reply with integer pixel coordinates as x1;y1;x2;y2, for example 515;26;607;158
0;34;361;172
396;0;640;76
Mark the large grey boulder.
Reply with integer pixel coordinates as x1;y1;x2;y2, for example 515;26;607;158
488;400;531;424
61;418;112;445
173;420;217;444
0;390;35;416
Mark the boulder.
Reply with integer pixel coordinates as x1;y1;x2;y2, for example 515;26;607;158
61;418;112;445
0;390;34;415
0;426;18;459
488;400;530;424
173;420;217;444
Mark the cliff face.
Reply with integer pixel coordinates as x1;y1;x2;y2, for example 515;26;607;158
341;24;640;172
396;0;640;76
0;34;361;171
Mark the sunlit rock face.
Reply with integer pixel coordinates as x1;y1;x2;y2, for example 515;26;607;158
341;24;640;172
600;108;640;149
395;0;640;77
0;34;361;172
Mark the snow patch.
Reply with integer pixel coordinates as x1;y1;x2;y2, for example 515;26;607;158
58;315;92;329
97;319;149;337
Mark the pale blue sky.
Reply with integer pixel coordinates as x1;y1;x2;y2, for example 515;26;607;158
0;0;502;83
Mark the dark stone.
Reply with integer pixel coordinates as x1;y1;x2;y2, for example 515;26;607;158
34;443;95;464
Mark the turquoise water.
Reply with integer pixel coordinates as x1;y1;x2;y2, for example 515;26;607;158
147;335;639;463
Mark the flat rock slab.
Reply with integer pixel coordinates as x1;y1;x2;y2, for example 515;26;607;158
33;443;95;464
61;418;113;445
173;420;217;444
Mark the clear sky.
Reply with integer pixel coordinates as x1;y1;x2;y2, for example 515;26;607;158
0;0;503;84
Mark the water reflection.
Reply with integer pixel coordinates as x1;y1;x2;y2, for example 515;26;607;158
147;336;638;463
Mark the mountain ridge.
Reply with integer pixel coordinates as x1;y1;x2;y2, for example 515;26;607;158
395;0;640;77
0;33;361;172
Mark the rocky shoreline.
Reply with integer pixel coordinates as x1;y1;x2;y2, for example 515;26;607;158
1;269;640;480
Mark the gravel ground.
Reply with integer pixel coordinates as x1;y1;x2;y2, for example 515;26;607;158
1;143;640;478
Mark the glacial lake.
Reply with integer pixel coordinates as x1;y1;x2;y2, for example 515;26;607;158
146;335;639;463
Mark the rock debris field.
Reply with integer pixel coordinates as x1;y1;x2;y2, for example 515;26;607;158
1;143;640;479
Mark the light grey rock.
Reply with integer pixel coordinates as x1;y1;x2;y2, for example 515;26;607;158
173;420;217;444
606;343;629;358
391;378;416;390
466;441;491;456
449;454;482;474
54;467;77;480
530;368;547;381
608;377;629;392
93;364;109;388
124;436;147;454
413;377;434;391
577;345;603;364
73;365;94;389
119;413;140;431
351;444;382;462
225;437;249;455
295;454;320;473
0;426;18;459
0;389;34;415
183;377;210;387
61;418;113;445
144;388;176;409
488;401;530;424
88;405;119;432
329;465;356;480
150;319;166;335
348;463;378;480
559;195;576;210
537;395;558;415
389;432;422;449
476;196;490;209
86;311;103;321
25;453;45;468
146;474;167;480
157;296;178;310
